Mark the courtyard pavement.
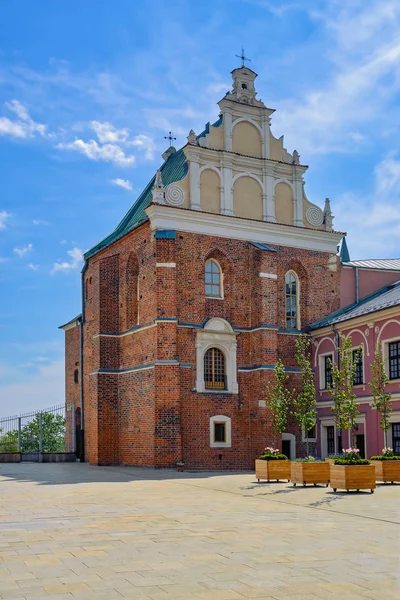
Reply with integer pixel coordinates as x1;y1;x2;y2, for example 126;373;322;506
0;463;399;600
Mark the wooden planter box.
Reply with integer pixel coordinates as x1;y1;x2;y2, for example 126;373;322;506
291;461;330;487
325;458;335;465
330;464;376;493
371;460;400;483
255;459;291;482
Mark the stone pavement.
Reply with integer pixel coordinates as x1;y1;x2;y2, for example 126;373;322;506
0;464;399;600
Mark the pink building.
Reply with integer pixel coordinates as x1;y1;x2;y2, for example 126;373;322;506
310;256;400;459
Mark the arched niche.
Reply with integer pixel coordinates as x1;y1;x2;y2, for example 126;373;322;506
233;176;263;220
126;252;139;329
275;182;293;226
200;168;220;214
232;120;262;158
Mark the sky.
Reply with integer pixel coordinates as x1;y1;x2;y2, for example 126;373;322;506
1;0;400;415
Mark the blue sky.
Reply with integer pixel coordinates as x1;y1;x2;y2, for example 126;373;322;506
1;0;400;415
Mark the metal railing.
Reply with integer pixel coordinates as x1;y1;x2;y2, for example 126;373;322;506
0;404;75;457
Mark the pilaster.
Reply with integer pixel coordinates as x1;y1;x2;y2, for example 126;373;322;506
293;169;304;227
221;153;234;216
189;160;201;211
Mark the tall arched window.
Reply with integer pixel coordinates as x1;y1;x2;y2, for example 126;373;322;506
285;271;300;329
204;348;226;390
205;260;222;298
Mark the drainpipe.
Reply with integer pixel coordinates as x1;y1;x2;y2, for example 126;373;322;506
79;261;88;460
355;266;359;303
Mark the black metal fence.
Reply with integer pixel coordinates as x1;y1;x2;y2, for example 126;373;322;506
0;403;75;460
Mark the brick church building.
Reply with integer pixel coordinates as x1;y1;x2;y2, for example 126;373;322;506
60;65;343;469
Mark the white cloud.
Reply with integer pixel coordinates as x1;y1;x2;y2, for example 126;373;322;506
51;247;83;274
111;178;133;191
91;120;129;144
32;219;49;226
0;257;8;264
269;1;400;156
0;210;11;229
57;139;135;166
129;134;155;160
0;358;64;416
13;243;33;258
336;155;400;258
0;100;47;139
28;263;39;271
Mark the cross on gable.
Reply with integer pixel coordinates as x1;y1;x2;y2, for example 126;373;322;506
164;131;176;147
235;47;251;67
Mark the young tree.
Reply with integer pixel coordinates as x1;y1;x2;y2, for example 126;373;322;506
265;359;293;447
327;334;360;450
370;342;392;448
0;429;18;452
293;334;317;457
20;413;66;453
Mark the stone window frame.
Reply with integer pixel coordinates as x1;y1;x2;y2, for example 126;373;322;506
210;415;232;448
196;318;238;394
318;351;334;390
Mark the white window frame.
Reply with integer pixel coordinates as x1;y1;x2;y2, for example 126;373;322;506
196;318;238;394
382;337;400;382
302;424;317;443
205;259;224;299
210;415;231;448
285;270;301;330
318;351;334;391
386;415;400;450
320;418;337;458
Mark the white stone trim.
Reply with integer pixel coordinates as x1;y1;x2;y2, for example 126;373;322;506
381;335;400;379
302;425;317;443
259;272;277;279
231;116;262;134
232;171;263;188
156;263;176;268
319;418;337;458
146;204;342;254
318;351;335;391
285;270;301;330
210;415;232;448
195;318;238;394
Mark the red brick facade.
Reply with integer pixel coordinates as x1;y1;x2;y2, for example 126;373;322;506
64;218;341;469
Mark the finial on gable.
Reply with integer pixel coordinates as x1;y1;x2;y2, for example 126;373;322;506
293;150;300;165
187;129;197;145
323;197;334;231
152;169;165;204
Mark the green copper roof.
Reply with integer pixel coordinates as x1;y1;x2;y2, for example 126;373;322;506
85;148;188;259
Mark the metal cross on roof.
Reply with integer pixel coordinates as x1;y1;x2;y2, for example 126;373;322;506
164;131;176;147
235;47;251;67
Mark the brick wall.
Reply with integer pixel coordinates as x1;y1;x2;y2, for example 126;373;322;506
64;222;341;468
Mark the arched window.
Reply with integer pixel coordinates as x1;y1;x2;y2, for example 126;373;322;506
204;348;226;390
285;271;300;329
74;369;79;384
205;260;222;298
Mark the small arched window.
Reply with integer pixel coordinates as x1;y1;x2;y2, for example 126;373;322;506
285;271;300;329
204;347;226;390
205;260;222;298
74;369;79;384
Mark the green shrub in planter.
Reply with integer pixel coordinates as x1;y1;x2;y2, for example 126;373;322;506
258;447;288;461
334;448;370;466
371;447;400;461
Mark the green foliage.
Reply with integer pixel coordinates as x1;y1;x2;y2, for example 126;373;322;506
258;448;288;461
371;455;400;461
293;457;323;462
0;429;18;452
334;448;370;465
334;458;370;465
265;359;293;439
370;342;392;447
293;335;317;456
0;413;66;453
327;334;360;432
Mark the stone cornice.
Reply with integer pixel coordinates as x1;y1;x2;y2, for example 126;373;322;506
146;204;343;254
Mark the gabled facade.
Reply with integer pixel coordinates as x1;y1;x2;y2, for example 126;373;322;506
310;279;400;458
61;65;343;468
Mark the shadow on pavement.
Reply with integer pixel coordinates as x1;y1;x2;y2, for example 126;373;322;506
0;462;253;486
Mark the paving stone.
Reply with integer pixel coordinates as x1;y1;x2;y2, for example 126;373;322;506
0;463;398;600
